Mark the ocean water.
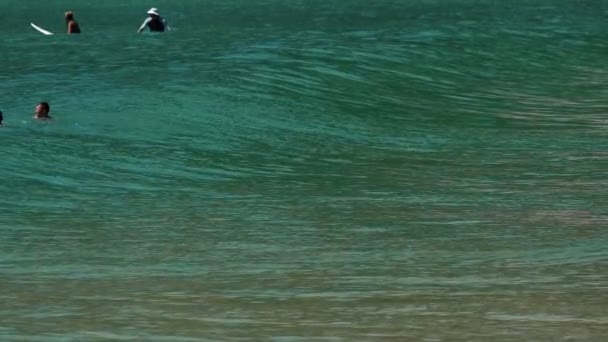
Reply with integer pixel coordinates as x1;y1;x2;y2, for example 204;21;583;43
1;0;607;340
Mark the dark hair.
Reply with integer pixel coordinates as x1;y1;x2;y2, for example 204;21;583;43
0;110;3;123
39;102;50;112
65;12;74;21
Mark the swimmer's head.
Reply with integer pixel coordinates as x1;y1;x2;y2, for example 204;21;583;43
65;11;74;21
35;102;50;116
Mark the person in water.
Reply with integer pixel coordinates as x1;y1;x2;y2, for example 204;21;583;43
65;11;81;34
138;8;171;33
34;102;52;120
0;110;4;126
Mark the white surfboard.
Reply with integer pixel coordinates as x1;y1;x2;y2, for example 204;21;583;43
30;23;54;35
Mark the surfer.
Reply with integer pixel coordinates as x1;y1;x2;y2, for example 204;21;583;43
65;11;81;34
34;102;52;120
138;8;171;33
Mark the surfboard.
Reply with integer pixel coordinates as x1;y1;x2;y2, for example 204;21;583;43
30;23;54;35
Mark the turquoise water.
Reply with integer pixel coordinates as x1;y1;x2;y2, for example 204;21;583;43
1;0;607;340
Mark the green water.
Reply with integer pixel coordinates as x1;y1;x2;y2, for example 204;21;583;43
1;0;607;340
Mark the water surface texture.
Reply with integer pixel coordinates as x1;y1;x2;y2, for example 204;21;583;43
1;0;607;340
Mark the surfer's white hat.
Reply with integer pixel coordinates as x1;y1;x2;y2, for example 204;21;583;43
147;8;160;16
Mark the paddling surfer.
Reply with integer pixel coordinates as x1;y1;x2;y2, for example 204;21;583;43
65;11;81;34
138;8;171;33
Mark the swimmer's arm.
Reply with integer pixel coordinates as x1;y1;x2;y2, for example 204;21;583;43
67;21;77;34
164;19;171;32
137;18;151;33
